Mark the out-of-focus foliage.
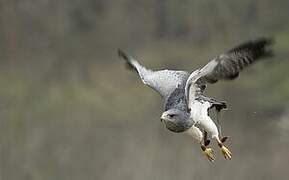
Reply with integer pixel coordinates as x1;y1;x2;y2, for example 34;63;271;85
0;0;289;180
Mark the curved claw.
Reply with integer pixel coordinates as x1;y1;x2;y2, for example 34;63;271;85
221;145;232;159
201;146;215;162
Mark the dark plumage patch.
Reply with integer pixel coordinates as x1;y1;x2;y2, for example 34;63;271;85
227;37;274;59
118;49;136;71
197;95;227;112
204;139;210;146
213;101;227;112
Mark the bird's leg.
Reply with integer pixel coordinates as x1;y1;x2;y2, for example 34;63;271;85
216;110;229;144
214;135;232;160
201;131;215;162
186;126;215;162
216;110;222;136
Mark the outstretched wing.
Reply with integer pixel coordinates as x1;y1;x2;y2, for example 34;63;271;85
185;37;274;105
118;49;189;98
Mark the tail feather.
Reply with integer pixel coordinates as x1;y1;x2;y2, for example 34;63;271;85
214;101;227;112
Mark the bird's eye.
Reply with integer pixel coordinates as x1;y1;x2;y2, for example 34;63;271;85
169;114;175;118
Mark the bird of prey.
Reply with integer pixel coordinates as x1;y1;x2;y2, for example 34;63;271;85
118;38;274;161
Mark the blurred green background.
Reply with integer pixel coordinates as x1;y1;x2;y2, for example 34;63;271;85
1;0;289;180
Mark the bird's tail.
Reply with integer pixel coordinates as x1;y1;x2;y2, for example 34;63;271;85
214;101;227;112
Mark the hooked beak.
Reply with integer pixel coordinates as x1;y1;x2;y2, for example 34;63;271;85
161;112;168;122
160;113;166;122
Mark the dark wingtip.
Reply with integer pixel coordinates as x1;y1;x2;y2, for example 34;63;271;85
249;36;275;46
255;37;275;50
261;36;275;45
117;49;135;71
229;36;275;59
258;36;275;58
117;49;129;60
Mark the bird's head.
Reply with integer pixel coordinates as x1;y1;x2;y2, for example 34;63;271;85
160;109;191;133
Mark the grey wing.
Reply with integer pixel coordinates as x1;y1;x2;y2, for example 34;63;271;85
185;37;274;104
200;37;274;83
118;49;189;98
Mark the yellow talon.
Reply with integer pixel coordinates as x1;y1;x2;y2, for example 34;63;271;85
220;145;232;159
202;146;215;162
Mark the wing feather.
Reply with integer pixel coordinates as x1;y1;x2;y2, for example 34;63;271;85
118;49;189;98
185;37;274;105
204;38;274;83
